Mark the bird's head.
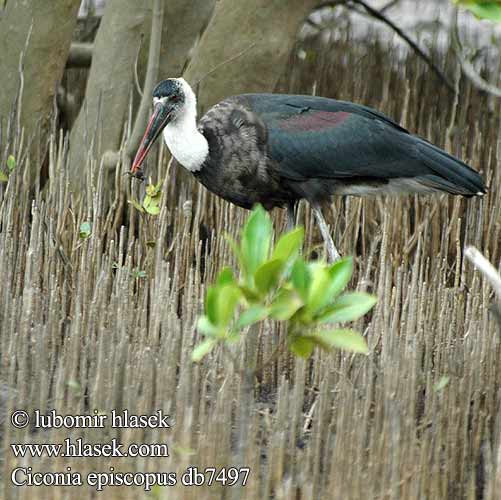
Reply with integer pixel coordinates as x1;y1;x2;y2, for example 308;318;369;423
131;77;196;174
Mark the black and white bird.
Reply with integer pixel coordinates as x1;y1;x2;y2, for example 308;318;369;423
131;78;486;260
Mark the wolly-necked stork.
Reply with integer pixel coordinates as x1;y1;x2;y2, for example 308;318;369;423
131;78;486;261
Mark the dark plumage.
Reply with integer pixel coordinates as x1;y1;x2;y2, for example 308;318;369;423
195;93;485;209
132;78;486;260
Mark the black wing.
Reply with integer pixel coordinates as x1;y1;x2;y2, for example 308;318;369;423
240;94;485;196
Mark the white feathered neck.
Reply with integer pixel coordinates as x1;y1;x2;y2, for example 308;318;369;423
162;78;208;172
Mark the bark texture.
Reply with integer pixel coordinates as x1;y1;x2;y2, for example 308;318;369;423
183;0;321;114
0;0;80;153
159;0;215;78
68;0;150;185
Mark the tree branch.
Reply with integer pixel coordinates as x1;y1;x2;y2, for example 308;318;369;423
318;0;456;93
351;0;455;92
451;9;501;98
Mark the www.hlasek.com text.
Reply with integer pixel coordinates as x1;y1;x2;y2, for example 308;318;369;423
11;438;169;458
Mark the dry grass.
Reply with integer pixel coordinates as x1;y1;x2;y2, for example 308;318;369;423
1;7;501;500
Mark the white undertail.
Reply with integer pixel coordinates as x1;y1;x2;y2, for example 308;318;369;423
162;78;208;172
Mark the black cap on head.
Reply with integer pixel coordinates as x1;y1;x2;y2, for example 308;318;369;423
153;79;184;101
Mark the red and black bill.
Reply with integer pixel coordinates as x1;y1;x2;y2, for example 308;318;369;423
130;101;173;178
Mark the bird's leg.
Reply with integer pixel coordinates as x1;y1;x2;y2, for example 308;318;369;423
312;203;341;262
286;202;297;232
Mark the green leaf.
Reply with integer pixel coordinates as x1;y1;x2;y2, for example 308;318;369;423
254;259;284;295
241;205;272;279
205;286;219;325
306;257;353;314
326;256;354;299
0;170;9;183
235;305;269;329
216;267;235;287
306;265;332;314
289;336;315;358
269;289;303;321
225;330;241;344
271;227;304;262
79;221;92;239
128;198;145;213
308;333;334;352
146;182;162;197
291;258;310;301
434;376;450;392
206;284;242;328
6;155;16;172
456;1;501;22
239;285;261;302
317;292;377;323
196;315;220;337
143;195;152;208
145;204;160;215
67;379;81;391
217;285;241;327
143;195;160;215
131;268;146;279
192;338;217;362
311;328;369;354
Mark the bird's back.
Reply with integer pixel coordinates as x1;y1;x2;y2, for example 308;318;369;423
195;93;486;209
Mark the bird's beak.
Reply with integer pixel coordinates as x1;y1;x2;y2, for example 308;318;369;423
131;101;172;174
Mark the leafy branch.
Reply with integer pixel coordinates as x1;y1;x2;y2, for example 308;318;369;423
193;205;376;363
0;155;16;183
455;0;501;22
128;180;162;216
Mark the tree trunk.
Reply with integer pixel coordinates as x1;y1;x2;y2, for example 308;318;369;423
0;0;80;160
183;0;321;114
159;0;215;78
68;0;150;189
67;0;216;191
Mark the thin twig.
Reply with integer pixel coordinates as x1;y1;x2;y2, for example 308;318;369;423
319;0;456;93
464;246;501;300
16;20;34;136
194;42;257;86
303;398;317;434
445;61;461;149
134;33;145;98
380;0;400;14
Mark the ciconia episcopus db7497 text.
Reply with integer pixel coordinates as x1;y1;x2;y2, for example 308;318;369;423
131;78;486;261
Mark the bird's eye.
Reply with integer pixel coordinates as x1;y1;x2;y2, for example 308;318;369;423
170;95;179;102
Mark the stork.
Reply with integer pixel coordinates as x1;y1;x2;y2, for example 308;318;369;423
131;78;486;261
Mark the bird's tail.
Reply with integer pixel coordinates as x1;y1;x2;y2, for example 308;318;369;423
416;140;487;196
